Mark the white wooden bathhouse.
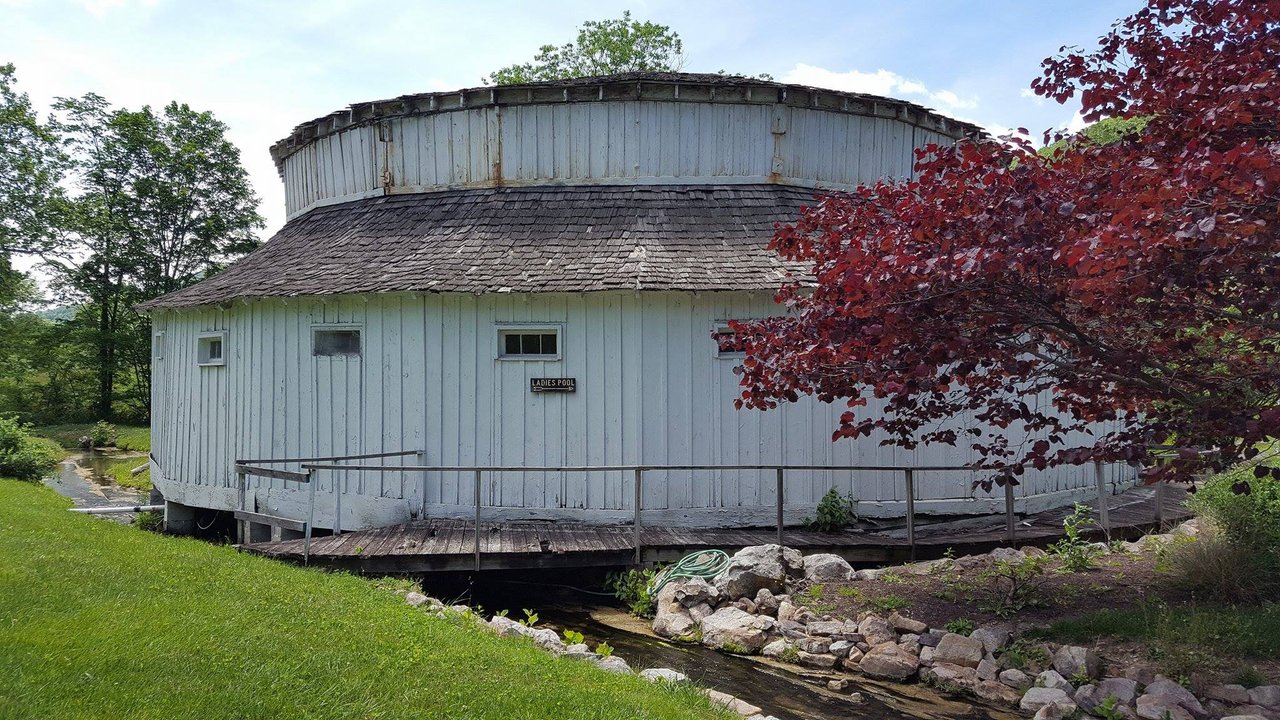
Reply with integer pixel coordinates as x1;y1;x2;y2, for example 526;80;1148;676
141;73;1127;533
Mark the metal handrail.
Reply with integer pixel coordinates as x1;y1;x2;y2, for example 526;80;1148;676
291;460;1135;570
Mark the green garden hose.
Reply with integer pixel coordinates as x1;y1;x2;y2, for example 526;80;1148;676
648;549;731;597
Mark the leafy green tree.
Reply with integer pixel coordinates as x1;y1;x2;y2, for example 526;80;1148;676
50;95;261;419
486;11;685;85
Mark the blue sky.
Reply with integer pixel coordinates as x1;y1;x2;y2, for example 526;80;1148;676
2;0;1138;236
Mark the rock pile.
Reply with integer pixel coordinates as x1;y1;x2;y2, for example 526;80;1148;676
652;541;1280;720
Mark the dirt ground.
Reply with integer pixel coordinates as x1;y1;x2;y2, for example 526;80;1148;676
800;535;1280;688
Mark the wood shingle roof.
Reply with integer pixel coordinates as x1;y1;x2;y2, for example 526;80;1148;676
139;184;817;310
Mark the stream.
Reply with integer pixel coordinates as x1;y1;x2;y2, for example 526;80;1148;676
43;450;147;519
443;578;1019;720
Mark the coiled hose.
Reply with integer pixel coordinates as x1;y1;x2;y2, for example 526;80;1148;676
648;549;731;597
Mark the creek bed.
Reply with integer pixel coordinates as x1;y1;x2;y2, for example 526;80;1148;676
448;578;1017;720
43;450;148;517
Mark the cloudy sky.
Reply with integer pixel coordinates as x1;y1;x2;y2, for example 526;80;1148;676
2;0;1136;237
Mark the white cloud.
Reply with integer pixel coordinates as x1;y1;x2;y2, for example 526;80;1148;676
782;63;978;112
1065;110;1087;133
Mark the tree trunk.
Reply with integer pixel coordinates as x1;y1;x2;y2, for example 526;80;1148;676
95;297;114;420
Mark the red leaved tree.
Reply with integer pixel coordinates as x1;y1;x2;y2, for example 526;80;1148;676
735;0;1280;486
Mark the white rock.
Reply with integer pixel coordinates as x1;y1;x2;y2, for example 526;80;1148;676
704;688;763;717
934;633;984;669
889;612;928;635
1000;668;1032;691
1137;693;1194;720
593;655;632;673
989;546;1027;565
859;643;919;681
714;544;804;600
1145;679;1207;717
858;614;898;646
761;639;790;658
641;668;688;683
1248;686;1280;708
701;606;775;653
802;553;854;582
977;658;999;681
1033;702;1078;720
970;626;1011;655
1038;669;1075;693
1053;644;1102;680
1021;688;1077;714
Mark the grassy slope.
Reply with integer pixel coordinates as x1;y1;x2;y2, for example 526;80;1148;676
0;480;726;720
33;423;151;452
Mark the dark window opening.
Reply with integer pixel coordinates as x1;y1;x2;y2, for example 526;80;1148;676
500;331;559;357
314;329;361;357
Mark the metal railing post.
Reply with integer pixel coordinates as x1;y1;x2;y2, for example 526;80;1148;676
904;468;916;561
1154;480;1166;527
235;469;247;544
633;468;643;565
1094;460;1110;538
474;469;482;572
775;468;784;546
334;470;343;536
304;469;315;565
418;451;428;520
1004;481;1016;546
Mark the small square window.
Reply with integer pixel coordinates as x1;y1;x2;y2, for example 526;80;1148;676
313;328;361;357
498;327;561;360
197;332;226;367
713;323;746;358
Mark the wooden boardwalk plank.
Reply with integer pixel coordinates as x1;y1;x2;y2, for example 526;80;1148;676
241;484;1193;572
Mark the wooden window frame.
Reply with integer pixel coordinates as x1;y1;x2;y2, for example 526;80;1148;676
312;325;363;359
196;331;227;367
495;323;563;361
712;321;746;359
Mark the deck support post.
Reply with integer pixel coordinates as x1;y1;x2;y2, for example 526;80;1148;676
474;469;482;572
775;468;784;546
1154;480;1165;528
904;468;916;561
1004;481;1016;546
235;469;246;544
1094;460;1110;538
304;469;315;565
633;468;643;565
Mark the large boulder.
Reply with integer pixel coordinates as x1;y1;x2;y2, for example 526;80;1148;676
802;553;854;582
1053;645;1102;681
640;668;688;683
652;583;697;639
1021;688;1077;714
934;633;985;669
858;615;898;646
1249;686;1280;708
672;577;722;608
1144;679;1208;719
714;544;804;600
700;606;775;653
859;643;920;681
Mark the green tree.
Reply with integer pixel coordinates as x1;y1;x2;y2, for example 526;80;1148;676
486;11;685;85
51;95;261;420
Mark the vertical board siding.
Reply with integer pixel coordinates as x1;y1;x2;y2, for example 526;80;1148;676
155;291;1116;527
286;102;955;217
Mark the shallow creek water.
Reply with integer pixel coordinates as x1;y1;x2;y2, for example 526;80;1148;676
43;450;147;515
447;580;1018;720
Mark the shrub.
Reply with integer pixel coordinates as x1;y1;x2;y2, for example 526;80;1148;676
90;421;118;448
1190;469;1280;554
1161;531;1279;603
606;567;657;618
945;618;976;636
1048;503;1104;572
0;416;63;481
978;555;1052;617
804;487;858;532
134;510;164;533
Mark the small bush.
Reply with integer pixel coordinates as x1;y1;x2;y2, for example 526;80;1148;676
978;555;1052;617
1230;665;1267;689
90;421;118;448
1049;503;1104;572
606;567;657;618
0;416;63;481
805;487;858;532
945;618;976;636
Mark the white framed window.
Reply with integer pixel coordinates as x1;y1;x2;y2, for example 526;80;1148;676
712;322;746;359
196;332;226;367
153;330;165;361
313;326;362;358
496;324;562;361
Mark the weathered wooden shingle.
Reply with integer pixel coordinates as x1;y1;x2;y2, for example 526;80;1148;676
139;184;818;310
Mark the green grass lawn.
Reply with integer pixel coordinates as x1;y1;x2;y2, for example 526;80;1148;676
33;423;151;452
0;480;728;720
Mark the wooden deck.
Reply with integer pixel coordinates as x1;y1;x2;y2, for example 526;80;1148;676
242;484;1191;573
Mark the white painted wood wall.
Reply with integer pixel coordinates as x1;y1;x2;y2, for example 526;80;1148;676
149;291;1129;530
280;101;954;220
